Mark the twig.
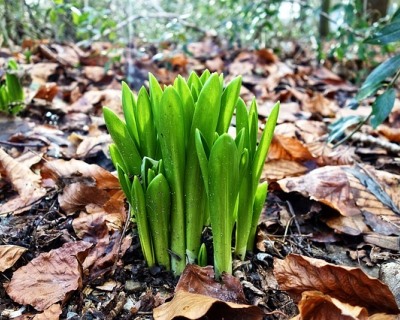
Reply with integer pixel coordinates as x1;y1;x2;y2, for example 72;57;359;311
0;141;45;148
286;200;302;235
111;203;131;275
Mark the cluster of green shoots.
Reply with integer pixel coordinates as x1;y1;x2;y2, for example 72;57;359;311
0;60;24;115
104;70;279;277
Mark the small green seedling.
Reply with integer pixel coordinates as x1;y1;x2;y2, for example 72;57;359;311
0;60;24;115
104;71;279;276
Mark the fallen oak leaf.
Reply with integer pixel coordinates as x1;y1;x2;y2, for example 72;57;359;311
0;245;27;272
153;291;264;320
274;254;400;315
5;241;92;311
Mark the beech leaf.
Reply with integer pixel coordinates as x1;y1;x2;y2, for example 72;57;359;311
5;241;92;311
0;245;27;272
274;254;400;315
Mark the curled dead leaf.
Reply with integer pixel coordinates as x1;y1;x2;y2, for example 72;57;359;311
274;254;400;314
294;290;368;320
6;241;92;311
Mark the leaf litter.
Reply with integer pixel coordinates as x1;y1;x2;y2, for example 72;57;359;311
0;38;399;319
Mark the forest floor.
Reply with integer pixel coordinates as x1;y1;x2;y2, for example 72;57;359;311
0;38;399;319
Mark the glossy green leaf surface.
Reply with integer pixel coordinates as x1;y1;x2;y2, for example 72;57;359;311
370;88;396;129
357;54;400;101
103;107;142;176
208;134;239;277
365;22;400;45
158;86;186;274
146;173;171;269
131;177;154;267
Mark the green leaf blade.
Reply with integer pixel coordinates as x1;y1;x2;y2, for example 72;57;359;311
370;88;396;129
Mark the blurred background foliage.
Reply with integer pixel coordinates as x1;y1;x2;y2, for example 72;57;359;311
0;0;399;78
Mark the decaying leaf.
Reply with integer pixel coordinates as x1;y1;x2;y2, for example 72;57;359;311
263;159;308;181
5;241;92;311
0;245;27;272
41;159;121;214
176;264;247;304
278;165;360;216
154;265;264;319
292;290;368;320
277;165;400;237
153;291;264;320
274;254;400;315
32;303;62;320
33;83;59;102
269;135;314;162
0;148;46;215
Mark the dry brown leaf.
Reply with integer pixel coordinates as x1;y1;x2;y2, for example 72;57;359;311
168;53;188;69
303;93;339;117
363;234;400;251
368;314;400;320
324;215;369;236
278;165;400;235
59;184;110;214
274;254;400;314
259;102;311;123
263;159;308;181
68;89;121;114
83;66;105;82
294;290;369;320
0;245;27;272
307;142;358;166
269;135;314;161
0;148;46;215
30;62;58;85
83;232;131;273
72;208;109;242
41;159;121;214
153;291;264;320
32;304;62;320
205;56;225;73
75;134;112;158
255;48;278;64
33;83;59;102
278;165;360;217
175;264;246;304
42;159;119;189
5;241;92;311
377;125;400;143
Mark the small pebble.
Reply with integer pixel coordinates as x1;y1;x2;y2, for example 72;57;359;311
124;280;143;293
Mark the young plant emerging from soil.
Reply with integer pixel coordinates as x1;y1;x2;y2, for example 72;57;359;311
103;70;279;276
